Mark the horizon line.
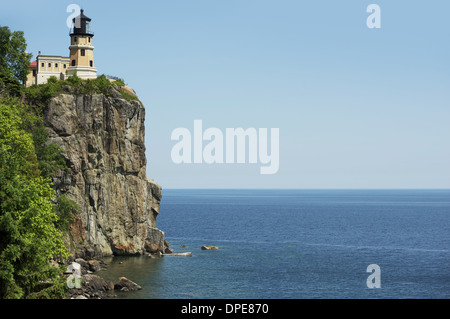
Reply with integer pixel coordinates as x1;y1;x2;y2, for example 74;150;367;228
160;187;450;190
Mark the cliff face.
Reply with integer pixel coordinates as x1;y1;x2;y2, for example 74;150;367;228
44;85;168;257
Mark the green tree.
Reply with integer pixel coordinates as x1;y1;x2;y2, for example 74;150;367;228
0;68;23;97
0;97;69;299
32;124;67;179
0;26;32;85
53;194;79;232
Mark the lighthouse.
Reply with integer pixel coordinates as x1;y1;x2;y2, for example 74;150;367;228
25;8;99;86
66;9;97;79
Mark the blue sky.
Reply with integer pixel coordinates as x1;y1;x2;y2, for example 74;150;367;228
2;0;449;188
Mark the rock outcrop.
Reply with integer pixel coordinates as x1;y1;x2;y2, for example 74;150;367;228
44;85;168;257
201;245;219;250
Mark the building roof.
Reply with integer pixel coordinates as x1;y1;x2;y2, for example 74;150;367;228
73;9;91;22
37;55;70;58
28;60;37;68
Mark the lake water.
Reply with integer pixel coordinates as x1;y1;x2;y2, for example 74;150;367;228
99;189;450;299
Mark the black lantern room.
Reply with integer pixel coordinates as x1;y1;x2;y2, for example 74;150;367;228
70;9;94;36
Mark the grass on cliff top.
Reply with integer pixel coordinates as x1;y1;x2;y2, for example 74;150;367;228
24;74;137;109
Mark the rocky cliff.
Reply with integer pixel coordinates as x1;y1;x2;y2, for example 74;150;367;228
43;85;168;258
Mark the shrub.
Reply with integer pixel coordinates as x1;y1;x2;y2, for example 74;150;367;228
65;74;82;87
47;76;58;84
54;194;79;232
80;78;96;94
32;123;67;179
113;78;125;87
121;89;138;101
93;74;111;93
24;79;63;109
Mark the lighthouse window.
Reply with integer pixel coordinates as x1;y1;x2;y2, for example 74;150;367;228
72;60;76;66
88;37;91;43
55;63;58;68
48;63;51;68
81;49;85;56
41;63;44;68
90;60;93;67
63;64;66;69
74;36;77;43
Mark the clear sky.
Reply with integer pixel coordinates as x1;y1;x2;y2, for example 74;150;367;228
2;0;449;189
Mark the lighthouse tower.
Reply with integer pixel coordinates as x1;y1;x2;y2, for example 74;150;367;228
66;9;97;79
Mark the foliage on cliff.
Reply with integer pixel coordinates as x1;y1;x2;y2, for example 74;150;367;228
24;74;137;111
0;97;70;299
0;27;76;299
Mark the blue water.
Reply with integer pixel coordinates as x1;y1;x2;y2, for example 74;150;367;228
100;189;450;299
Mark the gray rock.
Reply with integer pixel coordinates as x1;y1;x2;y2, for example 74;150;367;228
75;258;88;269
201;245;219;250
44;87;167;257
88;260;101;272
164;252;193;257
65;262;81;275
148;251;163;258
66;274;114;299
164;240;173;253
82;274;113;292
84;248;96;260
144;227;166;253
114;277;142;291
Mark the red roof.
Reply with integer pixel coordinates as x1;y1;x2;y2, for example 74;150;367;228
28;60;37;68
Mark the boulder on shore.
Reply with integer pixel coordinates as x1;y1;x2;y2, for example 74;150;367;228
66;274;114;299
88;260;102;272
83;274;114;292
74;258;88;270
114;277;142;292
65;262;82;275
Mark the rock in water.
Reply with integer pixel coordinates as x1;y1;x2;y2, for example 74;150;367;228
44;85;168;257
144;227;166;253
201;246;219;250
163;252;193;257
